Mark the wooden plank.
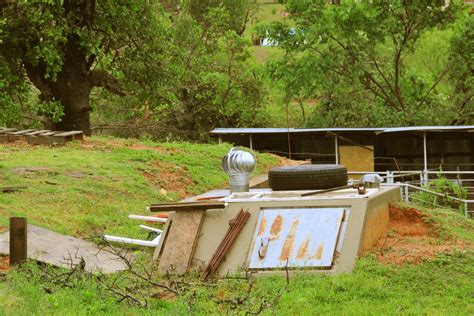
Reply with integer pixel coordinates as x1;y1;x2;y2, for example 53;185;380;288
9;217;27;265
53;131;83;137
0;128;17;134
153;214;173;261
158;210;205;274
9;129;35;135
0;135;8;143
149;201;226;212
24;130;50;136
38;132;57;136
26;136;66;145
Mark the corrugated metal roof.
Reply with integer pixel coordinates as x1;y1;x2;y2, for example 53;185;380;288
210;127;383;134
211;126;474;135
381;126;474;133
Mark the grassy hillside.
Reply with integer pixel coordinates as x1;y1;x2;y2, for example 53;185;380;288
0;138;279;239
0;140;473;314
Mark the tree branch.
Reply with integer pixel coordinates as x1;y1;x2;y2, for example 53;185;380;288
23;62;54;101
416;67;450;108
370;55;404;109
88;70;126;96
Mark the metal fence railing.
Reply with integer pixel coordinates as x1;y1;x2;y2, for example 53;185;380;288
348;170;474;218
395;183;474;218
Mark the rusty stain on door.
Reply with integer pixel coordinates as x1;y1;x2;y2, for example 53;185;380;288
248;208;346;269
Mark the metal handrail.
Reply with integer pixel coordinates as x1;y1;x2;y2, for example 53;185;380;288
394;183;474;203
381;182;474;218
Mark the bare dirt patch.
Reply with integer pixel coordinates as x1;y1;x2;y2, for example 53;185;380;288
374;204;471;265
81;139;181;154
11;167;57;177
278;157;307;166
143;161;192;198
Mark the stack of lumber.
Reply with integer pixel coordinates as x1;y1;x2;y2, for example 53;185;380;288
0;128;83;145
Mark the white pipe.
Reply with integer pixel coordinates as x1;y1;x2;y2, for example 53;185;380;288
103;235;161;247
249;134;253;150
335;136;339;164
139;225;163;233
128;214;167;223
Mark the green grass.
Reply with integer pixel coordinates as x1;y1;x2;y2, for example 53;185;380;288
1;246;472;314
0;137;279;239
0;140;473;314
0;203;473;314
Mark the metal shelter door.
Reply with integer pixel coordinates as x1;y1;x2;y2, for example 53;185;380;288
248;208;345;269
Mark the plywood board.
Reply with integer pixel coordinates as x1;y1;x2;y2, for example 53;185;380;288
339;145;374;172
0;224;129;273
158;210;205;274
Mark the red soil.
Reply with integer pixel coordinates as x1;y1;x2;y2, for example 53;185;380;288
0;256;9;272
143;161;192;198
374;204;470;265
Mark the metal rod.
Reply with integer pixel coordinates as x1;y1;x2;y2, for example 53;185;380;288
301;184;353;197
335;136;339;164
423;132;428;185
249;134;253;150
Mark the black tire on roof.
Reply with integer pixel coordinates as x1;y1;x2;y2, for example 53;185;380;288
268;164;348;191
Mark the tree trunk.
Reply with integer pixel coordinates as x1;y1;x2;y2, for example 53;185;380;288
51;72;92;135
21;1;123;135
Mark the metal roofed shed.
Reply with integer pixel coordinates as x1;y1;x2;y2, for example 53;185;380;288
210;126;474;201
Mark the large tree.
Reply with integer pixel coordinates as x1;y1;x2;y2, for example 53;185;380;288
1;1;167;135
1;1;266;138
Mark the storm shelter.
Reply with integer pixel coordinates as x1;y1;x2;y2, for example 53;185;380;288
155;186;400;276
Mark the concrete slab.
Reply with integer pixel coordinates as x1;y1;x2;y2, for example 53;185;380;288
0;225;129;273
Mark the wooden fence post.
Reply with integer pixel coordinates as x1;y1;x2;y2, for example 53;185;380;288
10;217;27;265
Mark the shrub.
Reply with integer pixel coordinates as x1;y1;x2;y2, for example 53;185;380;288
411;174;467;213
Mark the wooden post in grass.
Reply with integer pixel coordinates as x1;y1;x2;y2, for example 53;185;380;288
10;217;27;265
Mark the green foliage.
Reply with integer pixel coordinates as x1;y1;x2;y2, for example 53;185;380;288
1;1;266;136
411;174;468;212
263;0;472;127
447;12;474;123
93;5;268;140
182;0;258;35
